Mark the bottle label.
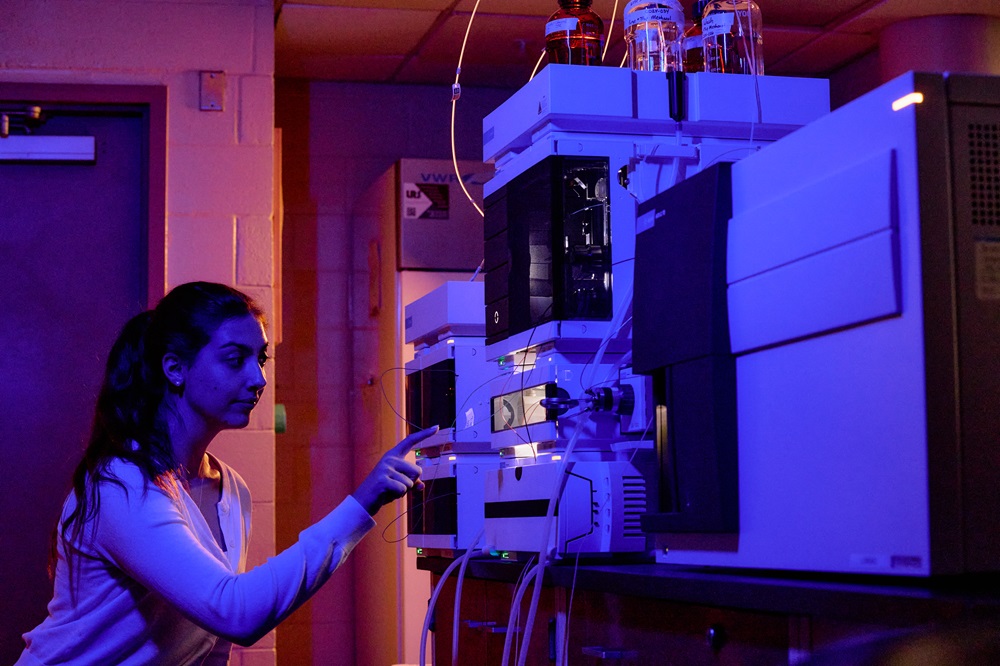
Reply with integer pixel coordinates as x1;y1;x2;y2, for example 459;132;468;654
625;0;684;15
683;35;702;51
624;6;685;29
545;17;580;35
701;12;734;37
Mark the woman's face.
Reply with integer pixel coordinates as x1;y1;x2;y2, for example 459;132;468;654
180;314;269;432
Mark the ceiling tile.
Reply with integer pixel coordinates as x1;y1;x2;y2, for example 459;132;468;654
836;0;1000;33
396;57;538;88
276;4;440;57
273;0;995;90
760;25;824;66
761;0;878;30
451;0;678;28
454;0;588;17
275;52;406;80
413;12;643;75
280;0;454;9
768;31;878;76
417;14;545;69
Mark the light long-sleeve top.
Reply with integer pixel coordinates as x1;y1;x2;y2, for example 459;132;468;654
16;455;374;665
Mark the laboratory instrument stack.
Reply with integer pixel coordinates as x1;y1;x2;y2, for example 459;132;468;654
479;64;828;559
404;281;501;556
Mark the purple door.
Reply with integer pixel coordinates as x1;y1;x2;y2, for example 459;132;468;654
0;90;159;660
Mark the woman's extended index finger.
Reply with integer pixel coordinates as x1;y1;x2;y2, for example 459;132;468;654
393;425;439;455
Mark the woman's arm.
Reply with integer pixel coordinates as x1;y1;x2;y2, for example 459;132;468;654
92;466;370;645
88;426;435;645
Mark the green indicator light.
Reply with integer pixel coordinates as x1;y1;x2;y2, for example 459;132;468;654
501;551;510;560
416;548;423;555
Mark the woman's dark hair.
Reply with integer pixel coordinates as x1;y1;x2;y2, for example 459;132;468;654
58;282;266;558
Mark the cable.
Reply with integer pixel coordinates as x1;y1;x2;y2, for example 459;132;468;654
419;537;487;666
513;275;634;666
528;48;547;82
518;304;549;453
420;555;465;666
732;0;762;155
580;281;634;394
503;558;539;666
379;489;458;544
507;555;537;666
500;560;542;665
560;552;582;666
490;301;552;454
500;136;638;666
450;0;485;218
470;258;484;282
602;0;621;61
514;429;580;666
378;365;422;431
702;144;759;169
497;185;634;662
492;349;540;451
452;529;486;666
384;356;506;443
629;412;656;466
508;554;537;621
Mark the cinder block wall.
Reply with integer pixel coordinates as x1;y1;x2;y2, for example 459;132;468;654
0;2;277;664
275;79;510;665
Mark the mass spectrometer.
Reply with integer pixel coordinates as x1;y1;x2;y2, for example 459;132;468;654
635;71;1000;576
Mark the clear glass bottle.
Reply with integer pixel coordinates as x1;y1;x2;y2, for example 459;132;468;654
702;0;764;75
682;0;708;73
545;0;605;66
624;0;686;72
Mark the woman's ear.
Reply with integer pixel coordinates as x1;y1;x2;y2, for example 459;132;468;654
162;353;186;389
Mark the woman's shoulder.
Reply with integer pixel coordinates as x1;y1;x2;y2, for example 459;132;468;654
94;456;179;508
64;457;177;548
100;456;149;489
208;453;251;504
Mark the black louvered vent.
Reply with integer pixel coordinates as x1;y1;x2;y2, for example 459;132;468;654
622;476;647;538
969;123;1000;226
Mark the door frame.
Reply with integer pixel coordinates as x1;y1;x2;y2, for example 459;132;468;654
0;82;167;304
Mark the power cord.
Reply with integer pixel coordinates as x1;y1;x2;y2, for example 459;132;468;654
450;0;485;218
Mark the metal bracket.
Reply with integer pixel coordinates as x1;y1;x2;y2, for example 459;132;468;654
199;71;225;111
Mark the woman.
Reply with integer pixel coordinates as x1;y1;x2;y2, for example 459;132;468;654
16;281;434;665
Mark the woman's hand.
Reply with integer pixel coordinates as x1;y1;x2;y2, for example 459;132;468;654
352;426;438;517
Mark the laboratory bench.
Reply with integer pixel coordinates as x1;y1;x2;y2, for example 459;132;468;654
417;556;1000;665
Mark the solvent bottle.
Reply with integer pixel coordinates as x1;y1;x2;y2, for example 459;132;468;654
682;0;709;73
702;0;764;75
624;0;686;72
545;0;605;66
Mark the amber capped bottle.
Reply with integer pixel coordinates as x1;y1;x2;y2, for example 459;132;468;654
545;0;605;66
682;0;709;73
